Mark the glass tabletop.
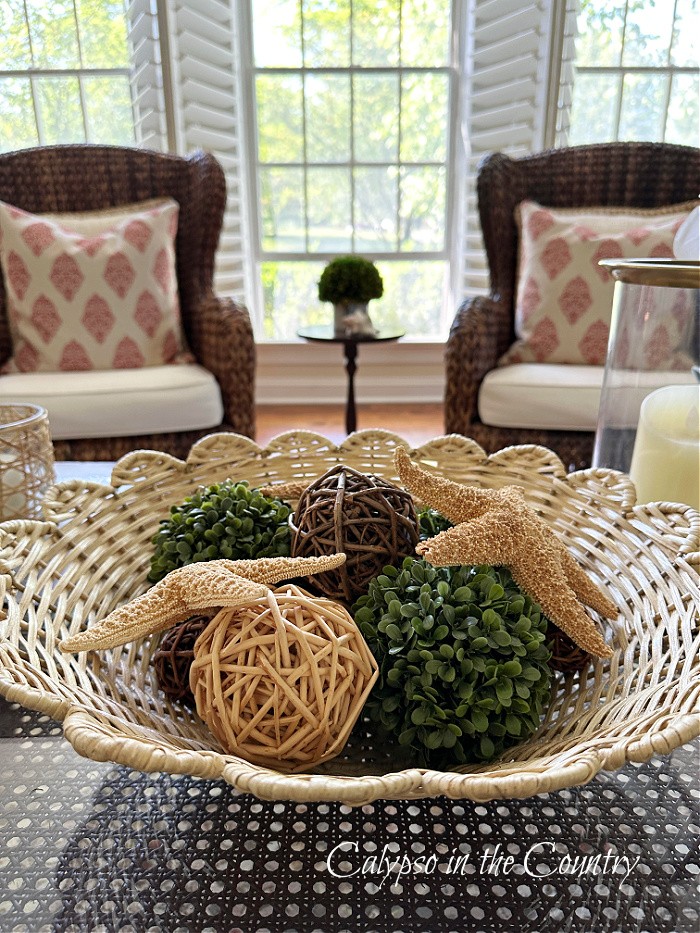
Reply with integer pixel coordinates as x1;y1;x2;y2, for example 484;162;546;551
0;695;697;932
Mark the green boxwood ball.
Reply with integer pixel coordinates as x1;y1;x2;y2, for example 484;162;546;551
149;480;292;583
353;558;553;766
318;255;383;304
417;505;454;540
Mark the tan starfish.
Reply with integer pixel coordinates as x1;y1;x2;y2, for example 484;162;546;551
260;481;307;500
395;447;615;658
60;554;346;653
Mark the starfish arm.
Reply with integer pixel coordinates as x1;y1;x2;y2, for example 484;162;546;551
259;481;307;500
417;517;514;567
558;548;617;619
509;555;612;659
395;447;495;523
60;555;347;654
59;579;192;652
220;554;346;585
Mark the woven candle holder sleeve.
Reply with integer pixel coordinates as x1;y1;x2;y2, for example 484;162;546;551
290;464;419;603
0;404;55;522
152;614;212;703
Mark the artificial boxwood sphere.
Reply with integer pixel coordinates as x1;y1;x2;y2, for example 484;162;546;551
354;558;553;766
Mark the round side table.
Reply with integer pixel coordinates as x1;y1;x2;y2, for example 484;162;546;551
297;326;405;434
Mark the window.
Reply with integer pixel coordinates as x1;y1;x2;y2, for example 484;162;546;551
568;0;698;146
0;0;134;151
245;0;458;340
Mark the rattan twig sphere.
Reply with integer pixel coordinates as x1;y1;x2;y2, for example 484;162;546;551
152;615;212;703
549;628;590;674
290;464;419;602
189;583;378;770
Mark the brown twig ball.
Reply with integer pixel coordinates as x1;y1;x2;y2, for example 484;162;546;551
550;626;590;674
152;615;211;703
189;584;378;770
289;465;419;603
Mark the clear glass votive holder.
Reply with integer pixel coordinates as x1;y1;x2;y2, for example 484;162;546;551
0;403;56;522
592;259;699;509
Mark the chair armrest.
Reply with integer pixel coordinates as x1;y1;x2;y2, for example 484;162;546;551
444;295;512;435
191;294;256;438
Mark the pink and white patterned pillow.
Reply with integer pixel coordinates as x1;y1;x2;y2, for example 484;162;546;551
499;199;696;368
0;198;188;373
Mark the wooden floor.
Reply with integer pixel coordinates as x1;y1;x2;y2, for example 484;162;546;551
256;402;445;447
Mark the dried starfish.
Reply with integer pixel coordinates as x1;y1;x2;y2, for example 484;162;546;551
60;554;346;653
260;481;307;499
395;447;615;658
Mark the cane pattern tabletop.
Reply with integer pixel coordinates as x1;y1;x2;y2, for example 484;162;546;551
0;697;698;933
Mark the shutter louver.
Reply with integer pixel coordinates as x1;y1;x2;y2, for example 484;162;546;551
126;0;169;151
166;0;250;302
461;0;551;297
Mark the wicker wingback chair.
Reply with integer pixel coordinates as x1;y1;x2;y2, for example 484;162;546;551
445;142;700;468
0;145;255;460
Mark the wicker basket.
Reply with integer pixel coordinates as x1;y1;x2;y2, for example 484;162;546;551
0;431;698;805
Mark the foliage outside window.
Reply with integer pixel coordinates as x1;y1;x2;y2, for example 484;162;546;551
0;0;134;152
569;0;698;146
250;0;455;340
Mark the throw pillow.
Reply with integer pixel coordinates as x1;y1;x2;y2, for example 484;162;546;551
0;197;188;373
499;199;696;368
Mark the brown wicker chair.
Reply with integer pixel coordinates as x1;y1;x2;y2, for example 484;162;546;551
445;142;700;469
0;144;255;460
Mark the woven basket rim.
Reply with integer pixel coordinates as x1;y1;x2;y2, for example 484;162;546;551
1;430;698;805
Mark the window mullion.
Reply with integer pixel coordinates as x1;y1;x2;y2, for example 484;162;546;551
29;76;45;145
350;0;355;253
396;0;403;253
20;0;42;144
612;1;630;140
299;1;311;254
70;0;90;142
661;0;681;141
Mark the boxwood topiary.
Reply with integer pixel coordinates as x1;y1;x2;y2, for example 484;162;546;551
149;480;292;583
353;558;552;766
318;255;384;305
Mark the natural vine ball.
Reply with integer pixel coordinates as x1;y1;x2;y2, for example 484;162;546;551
289;465;420;603
189;583;378;771
152;614;212;705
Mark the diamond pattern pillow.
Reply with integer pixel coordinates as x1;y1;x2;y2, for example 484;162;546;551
499;199;696;367
0;198;188;373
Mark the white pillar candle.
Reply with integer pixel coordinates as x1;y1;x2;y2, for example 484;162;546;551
629;384;700;510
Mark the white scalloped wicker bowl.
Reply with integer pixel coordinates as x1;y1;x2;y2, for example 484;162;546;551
1;431;698;805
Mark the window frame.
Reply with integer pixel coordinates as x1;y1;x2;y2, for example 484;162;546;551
568;0;698;145
0;0;134;149
238;0;465;339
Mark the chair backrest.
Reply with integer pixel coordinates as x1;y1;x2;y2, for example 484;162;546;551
477;142;700;336
0;145;226;367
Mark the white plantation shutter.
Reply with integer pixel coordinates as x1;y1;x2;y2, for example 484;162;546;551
554;0;580;147
460;0;553;297
163;0;252;303
127;0;170;151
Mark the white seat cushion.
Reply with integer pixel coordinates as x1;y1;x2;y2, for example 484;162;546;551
478;364;697;432
0;364;223;440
